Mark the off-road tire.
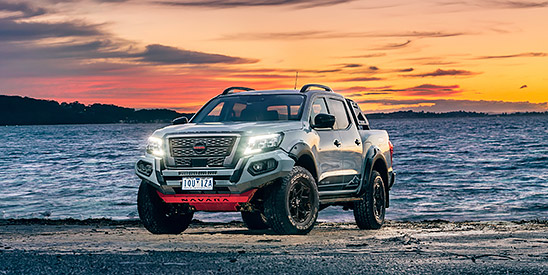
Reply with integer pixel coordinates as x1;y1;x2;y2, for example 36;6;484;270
138;181;193;234
264;166;319;235
241;211;269;230
353;170;386;229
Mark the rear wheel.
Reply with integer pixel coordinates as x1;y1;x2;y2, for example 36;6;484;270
241;211;269;230
138;181;193;234
264;166;319;235
353;170;386;229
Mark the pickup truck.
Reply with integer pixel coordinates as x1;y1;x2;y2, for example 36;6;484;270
135;84;395;235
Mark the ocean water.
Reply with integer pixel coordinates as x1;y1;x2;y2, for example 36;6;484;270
0;116;547;222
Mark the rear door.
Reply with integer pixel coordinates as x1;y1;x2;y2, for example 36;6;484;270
326;98;364;187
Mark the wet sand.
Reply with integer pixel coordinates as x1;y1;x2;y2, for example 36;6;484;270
0;219;547;274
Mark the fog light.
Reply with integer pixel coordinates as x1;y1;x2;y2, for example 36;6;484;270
248;159;278;175
252;162;265;172
137;160;153;176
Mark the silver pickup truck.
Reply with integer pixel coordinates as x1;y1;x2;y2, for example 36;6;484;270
135;84;395;235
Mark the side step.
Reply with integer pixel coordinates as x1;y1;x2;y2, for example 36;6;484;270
320;197;363;204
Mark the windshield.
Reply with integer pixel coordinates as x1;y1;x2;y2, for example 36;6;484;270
192;94;305;123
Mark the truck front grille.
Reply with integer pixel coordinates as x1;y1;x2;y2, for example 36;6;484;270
169;136;237;167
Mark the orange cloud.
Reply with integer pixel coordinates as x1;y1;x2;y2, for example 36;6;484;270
380;84;462;96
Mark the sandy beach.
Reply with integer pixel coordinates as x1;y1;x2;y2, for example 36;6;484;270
0;219;546;274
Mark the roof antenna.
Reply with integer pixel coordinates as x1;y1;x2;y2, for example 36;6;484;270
293;71;299;90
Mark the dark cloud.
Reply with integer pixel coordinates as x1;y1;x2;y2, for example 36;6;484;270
367;31;466;38
341;63;362;68
340;85;392;92
346;92;390;97
357;99;548;113
0;40;122;61
399;68;414;72
0;1;46;18
135;44;258;65
0;0;258;78
339;85;393;97
372;40;411;50
401;56;460;65
314;69;342;73
341;77;383;82
405;68;477;77
227;73;292;79
154;0;354;9
219;30;466;40
435;0;548;11
485;1;548;9
369;66;379;70
380;84;462;96
475;52;547;59
0;39;257;67
358;99;436;105
344;53;387;58
0;19;102;41
520;85;528;89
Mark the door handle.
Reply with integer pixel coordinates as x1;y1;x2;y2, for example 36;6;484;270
355;139;361;146
334;139;341;147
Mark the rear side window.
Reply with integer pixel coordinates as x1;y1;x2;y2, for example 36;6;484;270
346;98;370;130
327;98;350;130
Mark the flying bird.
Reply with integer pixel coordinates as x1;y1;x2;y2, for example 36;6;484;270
520;85;528;89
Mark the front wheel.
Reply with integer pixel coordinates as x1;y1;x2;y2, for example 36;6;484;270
137;181;193;234
353;170;386;229
264;166;319;235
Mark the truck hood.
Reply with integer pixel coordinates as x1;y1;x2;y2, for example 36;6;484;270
152;121;303;138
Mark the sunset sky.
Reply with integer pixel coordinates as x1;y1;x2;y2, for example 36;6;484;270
1;0;547;113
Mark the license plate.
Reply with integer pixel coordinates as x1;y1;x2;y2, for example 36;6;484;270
181;177;214;190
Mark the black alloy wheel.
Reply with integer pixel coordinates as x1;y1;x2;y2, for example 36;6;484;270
288;179;312;224
264;166;319;235
353;170;386;229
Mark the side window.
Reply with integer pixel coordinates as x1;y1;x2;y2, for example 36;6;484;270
346;98;370;130
310;97;328;123
327;99;350;130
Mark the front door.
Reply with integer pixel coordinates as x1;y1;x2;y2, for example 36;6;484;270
310;97;344;191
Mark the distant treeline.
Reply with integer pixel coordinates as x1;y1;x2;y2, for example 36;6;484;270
366;110;548;119
1;95;547;125
0;95;192;125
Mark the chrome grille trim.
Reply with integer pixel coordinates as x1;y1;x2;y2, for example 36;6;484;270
168;135;238;168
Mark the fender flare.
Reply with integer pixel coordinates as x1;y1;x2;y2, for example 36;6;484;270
287;141;319;181
358;145;389;198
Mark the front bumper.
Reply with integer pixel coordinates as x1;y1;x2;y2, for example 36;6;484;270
135;149;295;195
157;189;257;212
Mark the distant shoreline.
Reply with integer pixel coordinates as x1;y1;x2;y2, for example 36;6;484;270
1;95;547;126
2;112;546;127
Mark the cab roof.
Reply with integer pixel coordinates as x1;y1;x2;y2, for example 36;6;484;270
218;84;344;99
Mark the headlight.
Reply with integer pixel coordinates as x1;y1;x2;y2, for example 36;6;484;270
146;136;164;157
244;133;283;155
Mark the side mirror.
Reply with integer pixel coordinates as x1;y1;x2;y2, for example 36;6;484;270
313;113;335;129
172;116;189;125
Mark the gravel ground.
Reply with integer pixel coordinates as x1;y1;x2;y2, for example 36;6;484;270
0;219;547;274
